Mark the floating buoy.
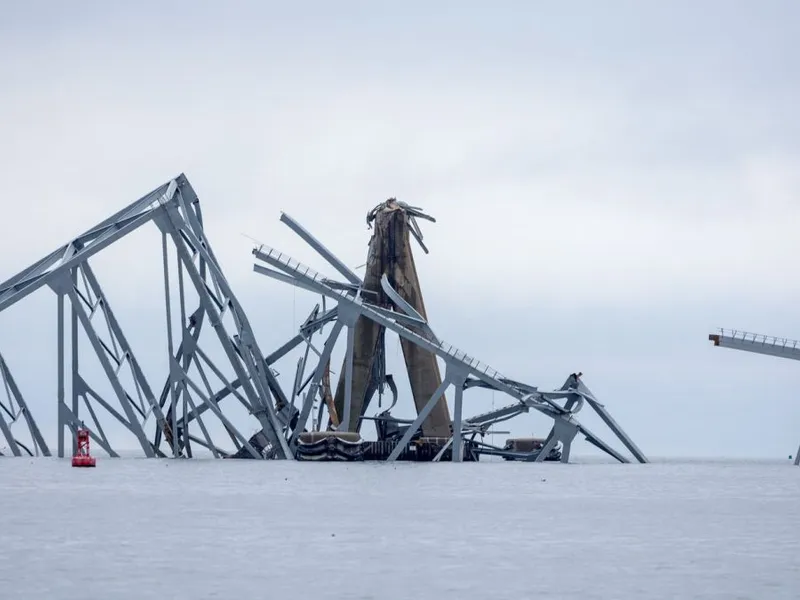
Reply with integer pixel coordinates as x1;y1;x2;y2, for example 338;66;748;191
71;427;96;468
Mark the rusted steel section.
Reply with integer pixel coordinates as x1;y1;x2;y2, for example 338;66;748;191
321;359;340;428
333;200;451;436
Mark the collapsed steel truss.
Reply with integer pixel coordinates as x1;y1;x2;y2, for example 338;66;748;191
0;175;648;463
252;212;648;464
0;175;294;459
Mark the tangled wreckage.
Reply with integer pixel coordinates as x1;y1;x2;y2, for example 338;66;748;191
0;175;648;464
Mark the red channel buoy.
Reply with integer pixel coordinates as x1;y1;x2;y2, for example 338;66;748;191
71;427;96;468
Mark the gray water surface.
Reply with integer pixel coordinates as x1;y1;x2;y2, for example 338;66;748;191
1;458;798;599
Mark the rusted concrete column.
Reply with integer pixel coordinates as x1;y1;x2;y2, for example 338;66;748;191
333;200;451;436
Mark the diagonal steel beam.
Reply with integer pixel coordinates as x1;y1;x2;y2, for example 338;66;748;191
386;375;453;462
0;353;50;456
289;320;345;446
573;378;647;463
0;179;181;313
280;212;362;286
158;192;291;459
80;262;170;442
62;273;155;457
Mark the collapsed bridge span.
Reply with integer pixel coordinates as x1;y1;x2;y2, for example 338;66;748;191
0;175;294;459
253;200;649;464
0;174;648;464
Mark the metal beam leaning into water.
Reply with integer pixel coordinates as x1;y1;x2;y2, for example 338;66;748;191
570;374;648;463
385;363;468;462
0;352;50;457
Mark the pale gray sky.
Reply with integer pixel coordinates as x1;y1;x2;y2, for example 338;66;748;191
1;0;799;459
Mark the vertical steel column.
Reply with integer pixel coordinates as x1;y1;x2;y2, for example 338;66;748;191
162;231;180;457
70;268;79;457
341;325;356;432
451;376;466;462
57;290;65;458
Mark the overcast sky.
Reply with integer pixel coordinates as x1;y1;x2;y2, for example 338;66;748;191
1;0;799;460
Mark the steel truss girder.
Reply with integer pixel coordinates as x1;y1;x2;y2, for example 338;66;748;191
0;175;292;459
252;217;648;464
710;328;800;362
710;328;800;465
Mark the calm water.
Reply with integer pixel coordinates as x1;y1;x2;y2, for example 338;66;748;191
0;457;798;599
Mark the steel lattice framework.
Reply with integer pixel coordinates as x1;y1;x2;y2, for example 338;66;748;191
0;175;648;463
0;175;298;459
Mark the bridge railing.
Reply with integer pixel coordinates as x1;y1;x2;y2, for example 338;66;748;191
716;328;800;350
